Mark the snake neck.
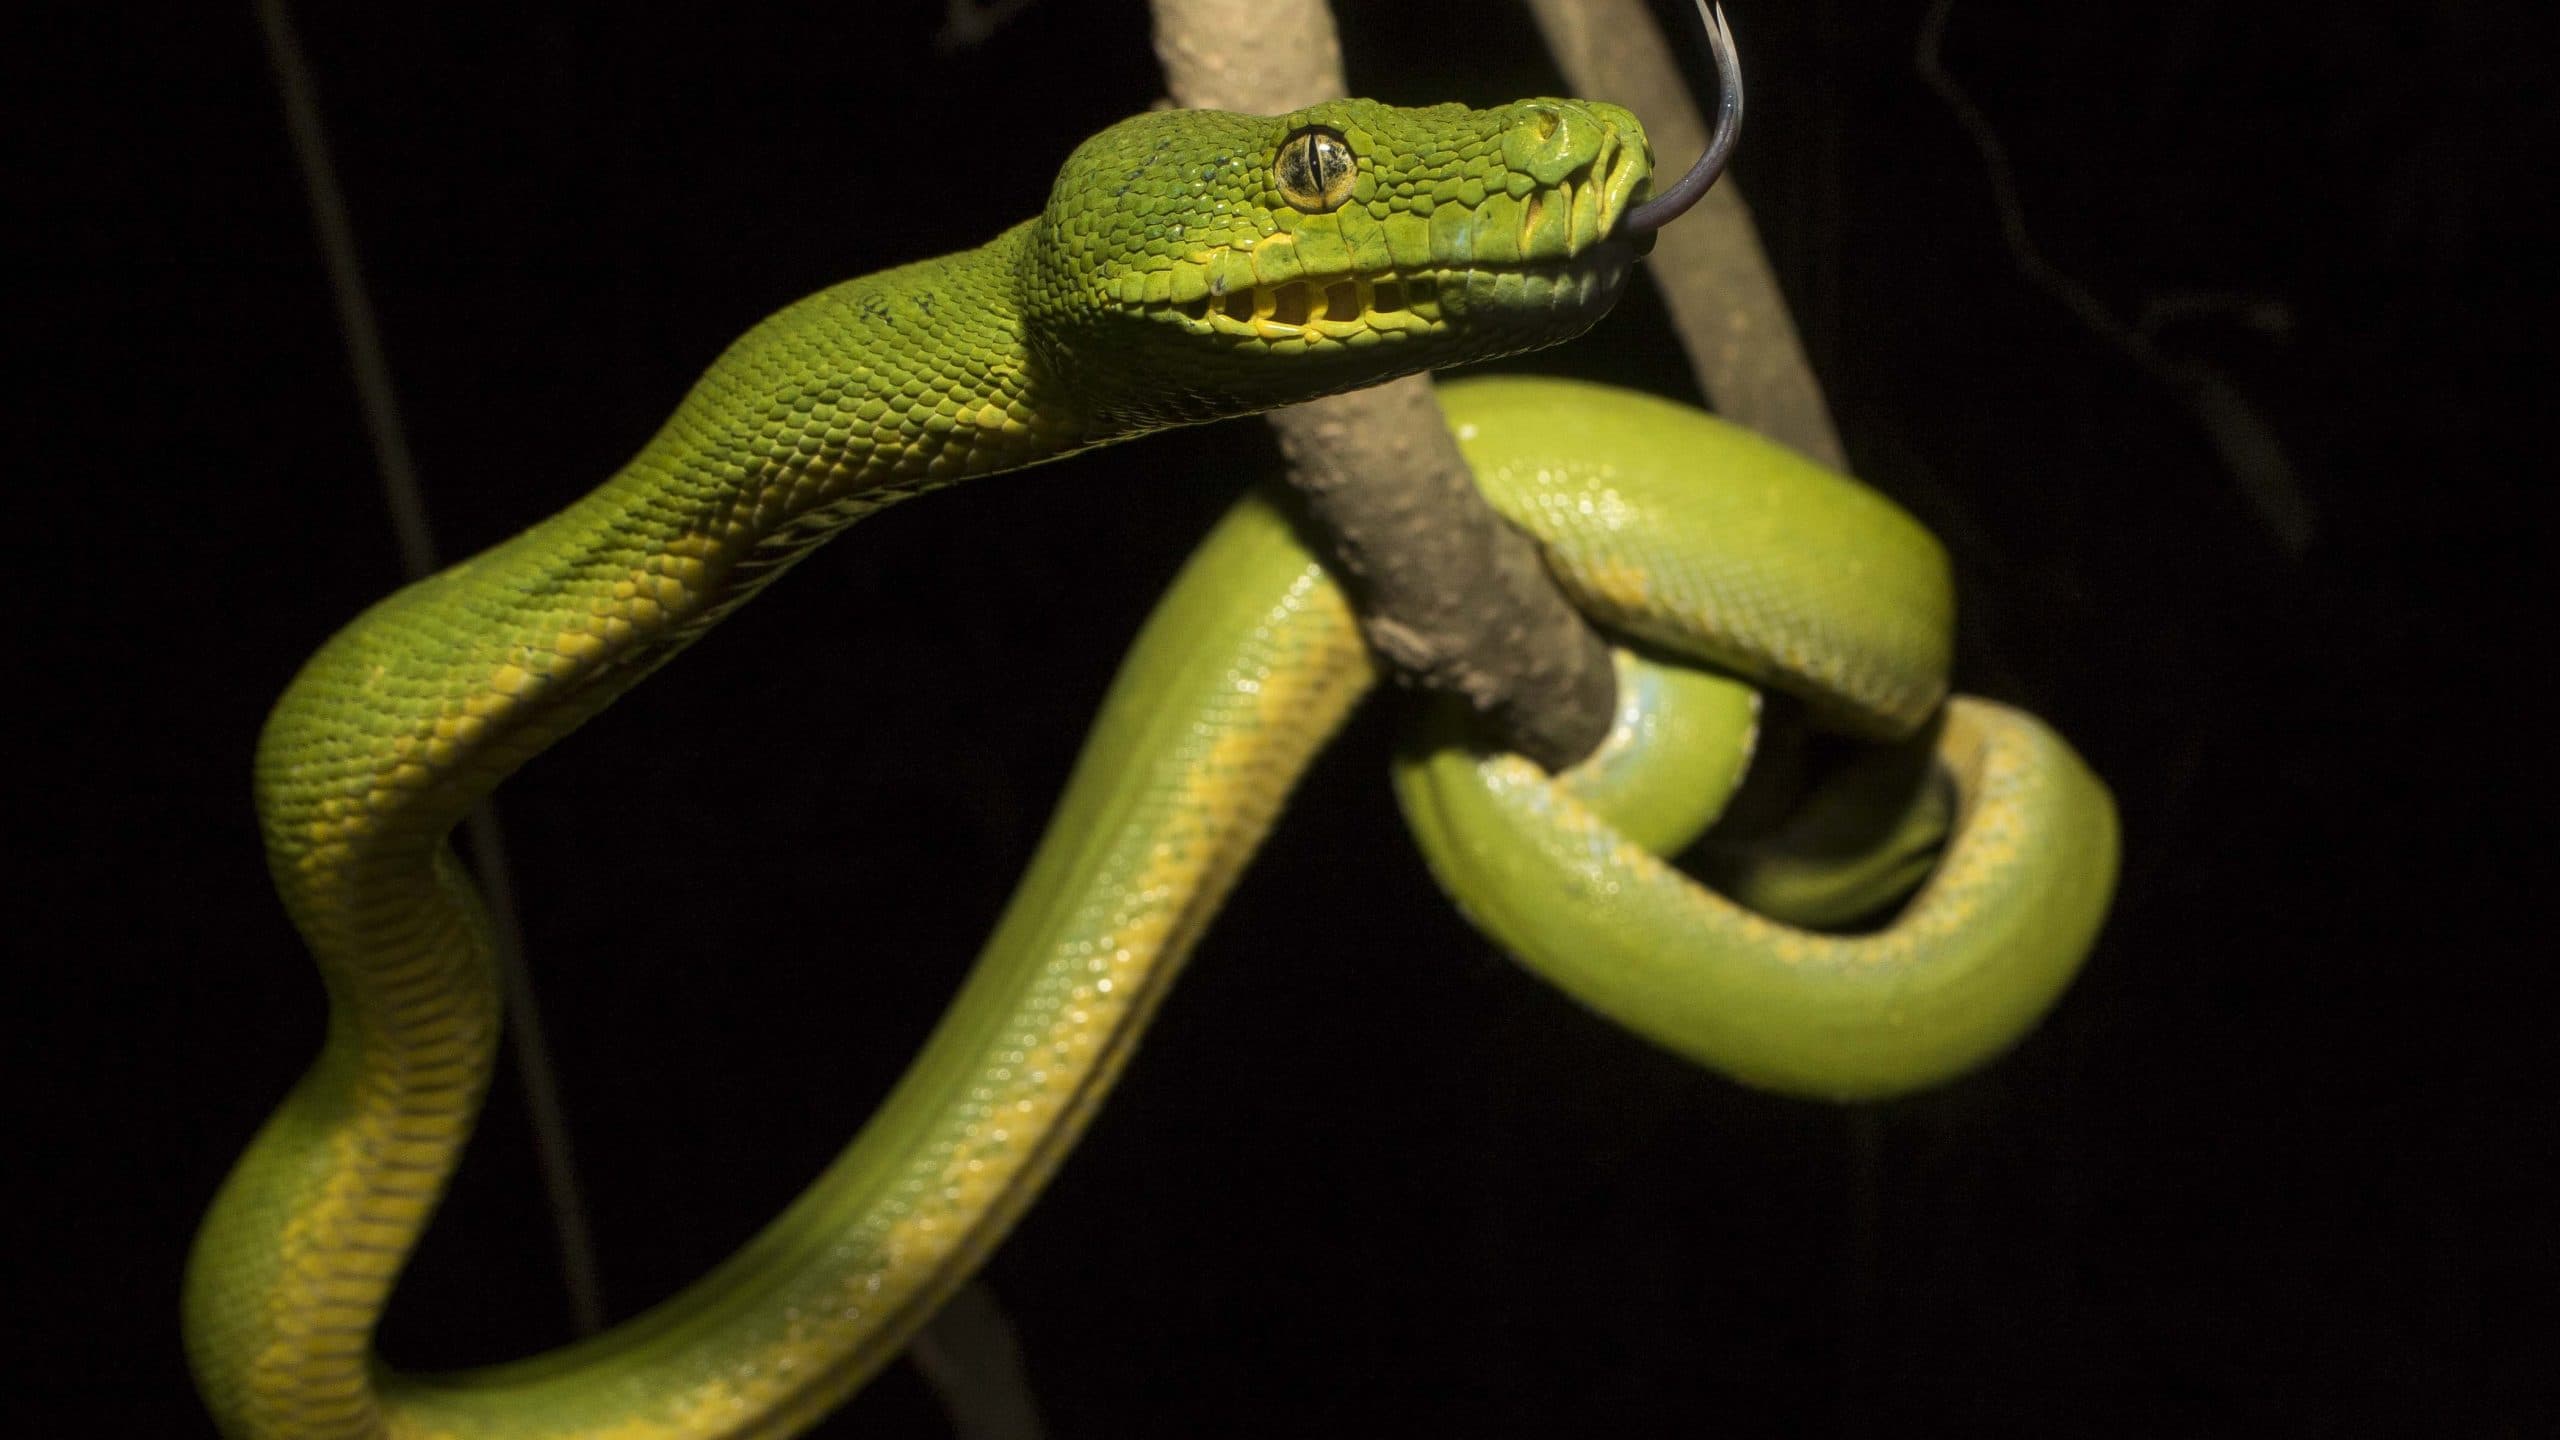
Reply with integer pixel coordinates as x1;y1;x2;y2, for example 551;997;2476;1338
644;219;1090;531
259;224;1093;881
592;220;1093;637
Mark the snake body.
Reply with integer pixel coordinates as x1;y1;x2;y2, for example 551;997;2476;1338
192;95;2114;1440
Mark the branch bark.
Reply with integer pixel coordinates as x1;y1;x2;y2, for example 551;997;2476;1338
1150;0;1617;770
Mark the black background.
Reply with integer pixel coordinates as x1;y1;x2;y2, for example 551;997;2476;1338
18;0;2543;1435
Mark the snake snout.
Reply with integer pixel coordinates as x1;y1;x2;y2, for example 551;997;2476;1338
1484;99;1653;264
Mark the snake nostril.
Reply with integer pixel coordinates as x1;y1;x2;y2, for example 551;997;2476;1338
1505;104;1588;182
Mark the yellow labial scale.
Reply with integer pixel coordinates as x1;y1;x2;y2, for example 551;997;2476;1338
1570;177;1602;242
372;1139;453;1169
293;1309;374;1341
355;1183;435;1214
304;1270;389;1306
309;1245;394;1276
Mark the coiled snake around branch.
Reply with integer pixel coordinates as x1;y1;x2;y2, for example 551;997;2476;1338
189;53;2115;1440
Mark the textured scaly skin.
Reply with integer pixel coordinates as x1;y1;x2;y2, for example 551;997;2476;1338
191;98;2118;1439
1399;379;2118;1100
191;98;1659;1439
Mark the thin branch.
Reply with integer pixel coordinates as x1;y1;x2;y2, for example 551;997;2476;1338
1916;0;2311;554
253;0;604;1339
253;0;435;578
1150;0;1342;112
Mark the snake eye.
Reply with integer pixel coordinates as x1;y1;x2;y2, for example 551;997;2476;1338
1273;126;1357;213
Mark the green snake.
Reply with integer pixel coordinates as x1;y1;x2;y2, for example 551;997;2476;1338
191;82;2117;1440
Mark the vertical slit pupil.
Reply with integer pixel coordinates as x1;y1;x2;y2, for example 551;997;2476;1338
1278;129;1352;209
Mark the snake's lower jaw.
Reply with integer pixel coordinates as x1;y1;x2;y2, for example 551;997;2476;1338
1150;247;1634;353
1136;247;1638;389
1445;243;1639;334
1066;247;1640;434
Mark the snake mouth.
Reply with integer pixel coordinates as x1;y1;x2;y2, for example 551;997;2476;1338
1138;245;1637;351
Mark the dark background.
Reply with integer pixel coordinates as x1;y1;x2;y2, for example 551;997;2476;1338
18;0;2543;1434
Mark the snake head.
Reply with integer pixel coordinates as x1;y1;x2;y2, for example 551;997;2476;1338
1021;97;1656;434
